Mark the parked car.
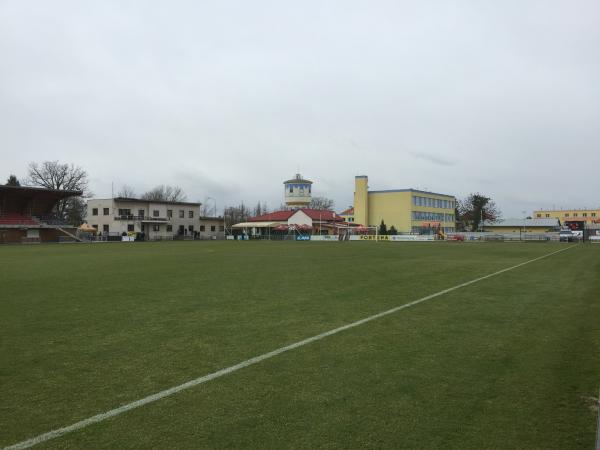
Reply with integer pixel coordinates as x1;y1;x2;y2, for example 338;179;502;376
559;230;574;242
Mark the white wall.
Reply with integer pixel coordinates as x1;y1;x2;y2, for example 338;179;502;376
288;210;312;226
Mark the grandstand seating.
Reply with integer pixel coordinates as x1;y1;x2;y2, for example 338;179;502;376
0;213;39;225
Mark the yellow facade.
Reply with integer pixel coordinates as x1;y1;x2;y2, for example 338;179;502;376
353;176;456;233
353;176;369;226
533;208;600;224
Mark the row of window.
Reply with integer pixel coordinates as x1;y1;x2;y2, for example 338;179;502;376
536;212;596;218
91;208;195;218
287;184;311;194
412;211;455;222
90;224;225;233
413;196;455;209
411;226;455;233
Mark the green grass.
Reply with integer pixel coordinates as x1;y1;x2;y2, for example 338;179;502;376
1;241;599;449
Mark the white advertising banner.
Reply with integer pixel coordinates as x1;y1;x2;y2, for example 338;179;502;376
311;235;340;241
349;235;435;242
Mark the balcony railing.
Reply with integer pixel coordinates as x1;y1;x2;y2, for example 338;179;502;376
114;215;169;221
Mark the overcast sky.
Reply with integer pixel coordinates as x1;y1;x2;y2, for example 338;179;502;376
1;1;599;217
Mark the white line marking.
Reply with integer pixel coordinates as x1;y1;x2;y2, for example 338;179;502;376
4;245;575;450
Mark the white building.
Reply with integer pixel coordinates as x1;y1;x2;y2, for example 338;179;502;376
86;197;201;240
199;216;225;239
283;173;312;208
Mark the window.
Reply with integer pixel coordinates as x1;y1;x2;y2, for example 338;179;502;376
179;210;184;218
138;209;144;218
536;214;541;218
153;210;159;217
153;225;160;232
167;225;172;232
219;225;224;232
564;213;569;217
167;210;172;218
92;208;98;216
546;214;550;218
189;210;194;218
573;213;578;217
592;213;596;217
92;224;98;229
103;208;109;215
188;225;194;232
200;225;206;231
118;209;131;216
178;225;184;234
210;225;216;232
583;213;587;217
103;224;109;232
127;224;134;232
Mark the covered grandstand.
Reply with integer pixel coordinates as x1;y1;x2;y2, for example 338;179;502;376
0;185;82;243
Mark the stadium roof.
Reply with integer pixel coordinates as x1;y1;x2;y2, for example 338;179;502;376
0;185;82;196
0;185;82;215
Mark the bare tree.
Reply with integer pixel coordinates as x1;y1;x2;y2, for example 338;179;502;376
28;161;89;192
309;196;335;210
27;161;91;223
224;202;251;228
252;201;269;217
117;185;136;198
141;185;187;202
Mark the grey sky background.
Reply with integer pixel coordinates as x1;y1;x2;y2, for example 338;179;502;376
1;1;599;217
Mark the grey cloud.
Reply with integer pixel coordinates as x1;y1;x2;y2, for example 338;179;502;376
409;151;456;167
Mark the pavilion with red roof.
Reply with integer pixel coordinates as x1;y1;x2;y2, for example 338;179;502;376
232;208;356;238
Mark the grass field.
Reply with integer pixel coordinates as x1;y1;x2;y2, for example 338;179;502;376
1;241;599;449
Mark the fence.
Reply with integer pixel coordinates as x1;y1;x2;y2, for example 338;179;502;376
448;232;561;242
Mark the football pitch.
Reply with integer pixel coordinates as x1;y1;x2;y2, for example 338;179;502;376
1;241;599;449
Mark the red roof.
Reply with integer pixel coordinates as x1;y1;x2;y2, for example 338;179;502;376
247;210;295;222
247;208;343;223
339;206;354;216
300;209;343;221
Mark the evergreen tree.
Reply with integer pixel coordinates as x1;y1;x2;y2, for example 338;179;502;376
378;220;387;235
6;174;20;186
388;225;397;235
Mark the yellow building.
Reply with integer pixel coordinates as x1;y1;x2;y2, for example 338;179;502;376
533;208;600;224
338;206;355;223
353;176;456;233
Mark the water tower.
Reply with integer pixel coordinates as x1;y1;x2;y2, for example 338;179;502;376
283;173;313;209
